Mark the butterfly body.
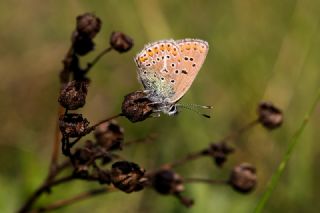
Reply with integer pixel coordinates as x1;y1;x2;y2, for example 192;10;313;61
134;38;209;116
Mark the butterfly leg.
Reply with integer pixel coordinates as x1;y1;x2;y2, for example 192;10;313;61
150;111;161;118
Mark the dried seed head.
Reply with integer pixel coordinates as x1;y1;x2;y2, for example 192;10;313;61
110;32;134;53
258;102;283;130
76;13;102;39
229;163;257;193
152;169;184;195
111;161;146;193
121;91;154;123
206;142;234;167
59;113;90;138
94;120;124;151
58;80;89;110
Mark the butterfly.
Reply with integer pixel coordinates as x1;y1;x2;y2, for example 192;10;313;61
134;38;210;117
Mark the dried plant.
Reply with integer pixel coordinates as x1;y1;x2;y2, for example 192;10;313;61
17;13;284;213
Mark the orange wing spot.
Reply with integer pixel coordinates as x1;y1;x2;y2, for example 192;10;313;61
185;44;191;50
192;43;198;50
166;45;171;51
139;57;147;62
160;45;165;51
152;47;158;54
147;50;154;57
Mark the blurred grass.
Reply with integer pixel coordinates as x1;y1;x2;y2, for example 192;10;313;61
0;0;320;212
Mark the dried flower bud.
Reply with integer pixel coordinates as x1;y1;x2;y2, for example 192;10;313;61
111;161;146;193
206;142;234;167
121;91;154;123
58;80;88;110
110;32;133;53
258;102;283;130
229;163;257;193
59;113;90;138
152;170;184;195
76;13;102;39
94;120;124;151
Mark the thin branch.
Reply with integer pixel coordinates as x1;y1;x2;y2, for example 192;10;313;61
69;113;124;148
83;46;113;73
165;150;206;169
18;175;74;213
184;177;228;185
123;134;157;147
91;113;123;129
31;187;115;213
221;119;259;143
151;119;259;171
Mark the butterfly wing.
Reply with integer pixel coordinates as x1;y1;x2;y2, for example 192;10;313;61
169;39;209;103
134;40;182;100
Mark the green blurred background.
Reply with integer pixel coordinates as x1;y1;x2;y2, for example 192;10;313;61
1;0;320;212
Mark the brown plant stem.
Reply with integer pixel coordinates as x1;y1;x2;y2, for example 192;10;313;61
48;44;75;181
18;175;74;213
47;106;65;182
91;113;123;129
165;150;207;169
69;113;124;148
84;46;113;73
221;119;259;143
123;134;157;147
184;177;228;185
153;119;259;171
30;188;115;213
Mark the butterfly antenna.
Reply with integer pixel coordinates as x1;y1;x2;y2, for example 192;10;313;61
176;103;213;118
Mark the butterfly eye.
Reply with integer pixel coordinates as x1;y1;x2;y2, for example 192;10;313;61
168;105;178;116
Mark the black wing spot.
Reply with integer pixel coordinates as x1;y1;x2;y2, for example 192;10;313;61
190;58;194;61
184;57;188;60
170;79;175;83
192;64;196;67
171;63;175;67
182;70;188;74
175;70;179;74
